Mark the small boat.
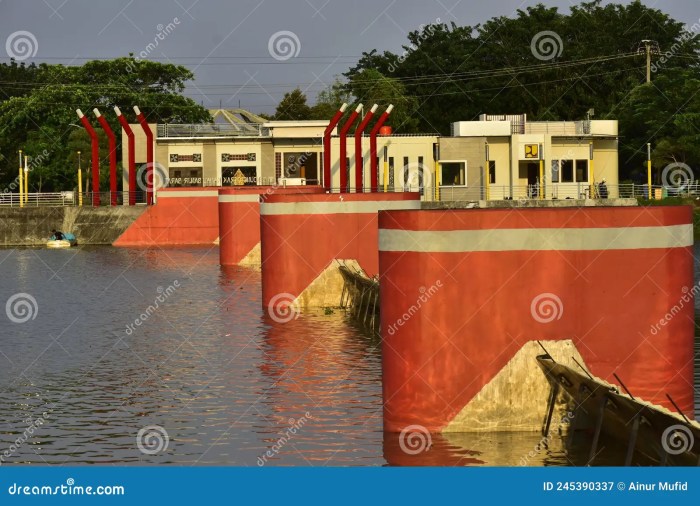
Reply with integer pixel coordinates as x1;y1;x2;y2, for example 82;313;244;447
46;232;77;248
536;349;700;466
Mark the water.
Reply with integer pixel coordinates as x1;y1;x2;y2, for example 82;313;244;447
0;245;695;466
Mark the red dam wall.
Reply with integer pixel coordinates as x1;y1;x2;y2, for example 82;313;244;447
379;206;695;432
260;192;421;307
113;188;219;246
218;186;324;266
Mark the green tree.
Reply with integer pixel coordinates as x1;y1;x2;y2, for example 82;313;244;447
0;57;210;192
347;69;420;133
343;1;700;177
310;79;352;119
616;71;700;182
274;88;311;120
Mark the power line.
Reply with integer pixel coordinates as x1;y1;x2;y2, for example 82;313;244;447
0;52;641;92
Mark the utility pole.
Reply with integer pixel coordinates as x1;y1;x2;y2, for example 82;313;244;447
639;40;659;83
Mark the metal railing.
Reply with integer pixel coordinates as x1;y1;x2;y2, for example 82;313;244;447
0;192;147;207
0;183;692;208
157;123;269;138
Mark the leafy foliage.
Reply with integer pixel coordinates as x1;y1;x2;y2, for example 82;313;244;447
0;57;210;192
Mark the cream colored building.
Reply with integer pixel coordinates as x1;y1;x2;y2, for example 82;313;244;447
122;112;619;202
447;114;619;200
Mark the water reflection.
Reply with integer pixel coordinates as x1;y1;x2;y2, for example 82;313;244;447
0;246;695;466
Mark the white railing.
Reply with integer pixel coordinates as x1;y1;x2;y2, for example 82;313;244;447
158;123;268;138
0;183;688;207
0;192;147;207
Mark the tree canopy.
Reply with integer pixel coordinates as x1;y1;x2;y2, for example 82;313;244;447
279;0;700;179
0;57;210;192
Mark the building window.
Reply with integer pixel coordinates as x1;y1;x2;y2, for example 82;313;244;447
551;160;560;183
553;159;589;183
418;156;425;195
389;157;395;190
488;160;496;184
441;162;466;186
561;160;574;183
575;160;589;182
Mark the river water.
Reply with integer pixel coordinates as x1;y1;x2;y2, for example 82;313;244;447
0;246;696;466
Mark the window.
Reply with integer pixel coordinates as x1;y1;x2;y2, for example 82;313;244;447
551;160;560;183
441;162;466;186
388;157;395;190
553;159;588;183
561;160;574;183
575;160;588;182
488;160;496;184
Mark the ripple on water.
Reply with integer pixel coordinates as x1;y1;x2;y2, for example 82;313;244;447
0;246;676;466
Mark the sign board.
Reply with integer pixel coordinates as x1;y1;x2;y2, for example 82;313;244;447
524;144;540;159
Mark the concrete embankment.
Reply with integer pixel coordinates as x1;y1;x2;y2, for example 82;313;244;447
0;206;145;246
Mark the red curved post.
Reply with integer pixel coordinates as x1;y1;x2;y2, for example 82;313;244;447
94;109;117;206
353;104;378;193
134;106;154;205
370;105;393;192
114;106;136;206
322;103;348;192
339;104;362;193
76;109;100;206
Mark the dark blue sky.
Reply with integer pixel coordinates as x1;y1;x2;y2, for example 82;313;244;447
1;0;698;113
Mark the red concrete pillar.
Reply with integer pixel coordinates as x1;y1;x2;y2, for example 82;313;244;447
218;185;324;266
114;106;136;206
134;106;154;205
93;109;118;206
378;206;695;432
260;192;421;308
339;104;362;194
76;109;100;207
354;104;378;193
370;105;393;192
323;103;348;192
113;188;220;246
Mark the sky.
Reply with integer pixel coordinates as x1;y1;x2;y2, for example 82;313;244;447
1;0;699;114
